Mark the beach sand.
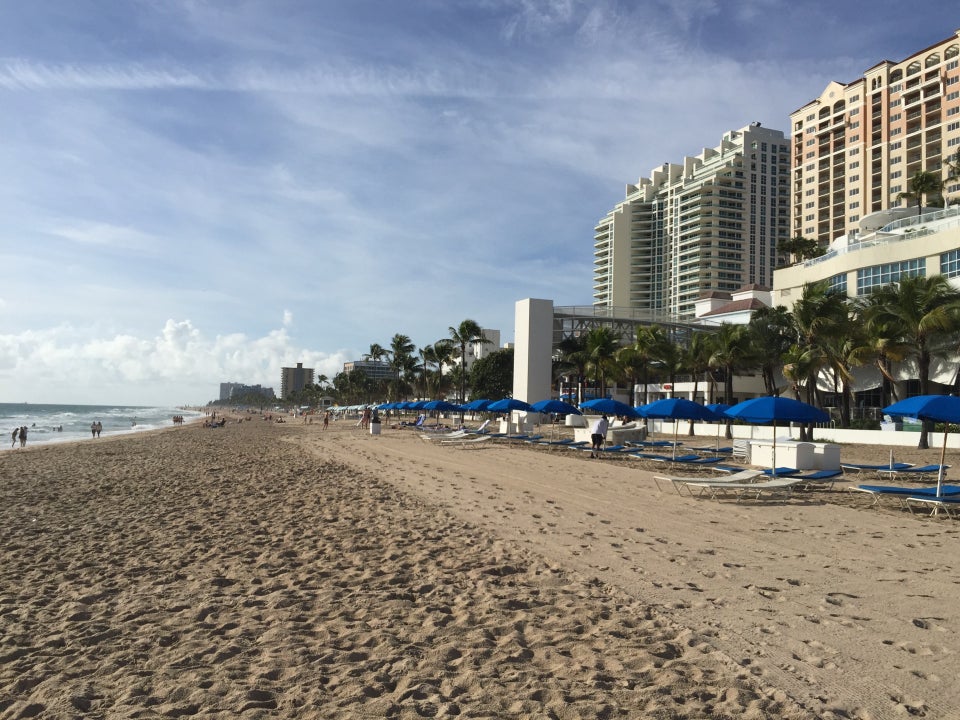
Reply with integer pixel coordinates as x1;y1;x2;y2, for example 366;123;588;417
1;418;958;718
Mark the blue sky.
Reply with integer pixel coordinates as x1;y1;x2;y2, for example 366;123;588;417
0;1;954;405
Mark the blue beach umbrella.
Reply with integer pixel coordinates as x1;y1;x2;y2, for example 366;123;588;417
724;396;829;477
531;399;582;439
636;398;722;459
580;398;640;418
461;398;494;412
530;399;582;415
884;395;960;497
422;400;461;412
487;398;534;413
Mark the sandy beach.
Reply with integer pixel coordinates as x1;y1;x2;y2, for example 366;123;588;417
2;418;958;719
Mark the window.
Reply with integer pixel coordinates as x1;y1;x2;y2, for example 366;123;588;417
849;188;860;195
948;76;960;85
890;170;902;179
850;106;860;114
890;185;902;193
849;214;859;222
948;106;960;116
947;60;959;71
891;155;903;163
805;201;815;209
850;174;860;182
890;98;901;107
828;274;847;294
948;121;960;132
850;201;860;209
890;141;902;150
857;259;925;295
942;249;960;277
949;137;960;147
850;161;860;169
890;112;902;122
890;127;902;136
849;134;859;142
948;90;960;101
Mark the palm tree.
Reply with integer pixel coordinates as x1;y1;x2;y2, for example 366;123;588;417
945;151;960;206
865;275;960;448
425;340;454;399
747;306;795;396
897;169;943;217
708;323;751;439
388;333;416;401
449;320;487;415
555;334;589;405
617;325;667;406
682;331;715;435
584;326;621;400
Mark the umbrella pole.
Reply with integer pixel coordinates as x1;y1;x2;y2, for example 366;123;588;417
673;420;678;460
889;448;894;471
772;422;777;478
937;426;949;498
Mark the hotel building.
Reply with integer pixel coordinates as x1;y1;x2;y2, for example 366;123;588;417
790;30;960;248
593;123;791;319
280;362;314;399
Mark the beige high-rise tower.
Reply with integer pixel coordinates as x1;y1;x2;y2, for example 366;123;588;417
790;30;960;247
594;123;790;318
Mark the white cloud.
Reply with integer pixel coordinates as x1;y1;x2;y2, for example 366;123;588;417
0;320;350;406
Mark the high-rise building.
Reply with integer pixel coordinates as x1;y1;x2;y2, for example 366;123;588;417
280;362;314;399
790;31;960;247
342;360;393;381
593;123;790;318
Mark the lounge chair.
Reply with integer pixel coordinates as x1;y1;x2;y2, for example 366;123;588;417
653;468;763;495
790;468;843;490
698;476;804;501
440;435;493;447
848;483;960;507
876;464;950;482
840;462;914;477
761;467;802;477
905;495;960;518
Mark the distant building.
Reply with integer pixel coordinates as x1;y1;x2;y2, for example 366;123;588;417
594;123;790;319
450;328;501;373
790;30;960;247
219;382;275;401
695;284;772;326
343;360;393;381
280;362;315;399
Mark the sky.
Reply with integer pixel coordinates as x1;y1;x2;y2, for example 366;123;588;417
0;0;955;405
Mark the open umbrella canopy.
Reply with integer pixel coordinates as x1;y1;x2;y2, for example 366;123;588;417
884;395;960;497
705;403;731;416
461;398;493;411
724;396;828;425
884;395;960;424
580;398;640;418
421;400;460;412
724;397;828;478
530;399;582;415
638;398;722;421
487;398;534;413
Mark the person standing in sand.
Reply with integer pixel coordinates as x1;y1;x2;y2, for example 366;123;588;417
95;421;102;438
11;428;17;448
590;414;608;458
323;411;330;431
18;426;27;448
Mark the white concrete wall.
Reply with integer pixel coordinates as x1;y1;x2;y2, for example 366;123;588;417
513;298;553;403
646;420;960;450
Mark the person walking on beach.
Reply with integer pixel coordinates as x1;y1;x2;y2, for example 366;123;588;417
11;428;17;448
323;411;330;431
18;426;27;448
95;421;102;438
91;421;97;438
590;414;608;458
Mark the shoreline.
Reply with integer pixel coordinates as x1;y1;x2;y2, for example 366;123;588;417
2;419;956;717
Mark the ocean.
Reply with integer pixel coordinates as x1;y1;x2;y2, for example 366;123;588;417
1;403;204;450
